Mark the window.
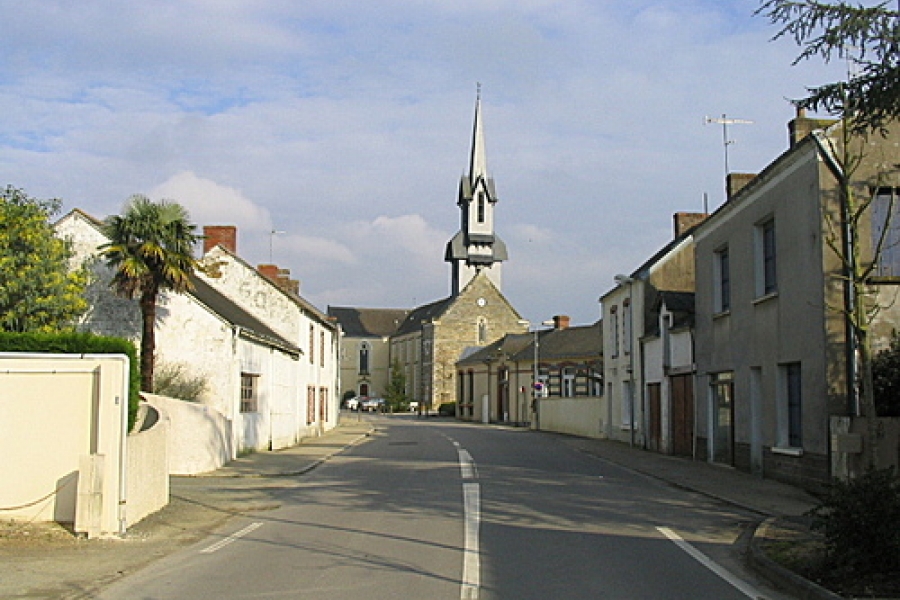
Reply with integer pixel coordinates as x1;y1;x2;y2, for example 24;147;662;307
621;380;633;427
562;367;576;397
309;325;315;364
319;387;328;422
754;218;777;296
240;373;259;413
622;299;632;355
609;306;619;358
714;246;731;312
477;318;487;344
785;362;802;447
320;332;325;368
872;187;900;277
477;192;485;223
307;386;316;424
359;342;370;375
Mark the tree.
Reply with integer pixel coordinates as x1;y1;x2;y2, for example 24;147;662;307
0;186;88;332
385;359;407;411
758;1;900;467
757;1;900;134
100;195;202;392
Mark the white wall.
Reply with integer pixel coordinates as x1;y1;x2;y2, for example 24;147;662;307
144;393;233;475
0;354;130;536
539;397;604;438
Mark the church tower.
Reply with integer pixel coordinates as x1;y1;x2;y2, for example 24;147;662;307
445;89;508;296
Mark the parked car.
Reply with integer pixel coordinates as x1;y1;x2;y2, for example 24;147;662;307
343;396;362;410
361;397;386;412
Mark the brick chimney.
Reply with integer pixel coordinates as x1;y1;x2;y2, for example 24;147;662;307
258;264;300;295
673;212;708;238
203;225;237;254
727;173;757;201
552;315;570;330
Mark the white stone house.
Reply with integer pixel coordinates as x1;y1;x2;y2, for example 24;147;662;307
198;226;340;440
54;210;328;456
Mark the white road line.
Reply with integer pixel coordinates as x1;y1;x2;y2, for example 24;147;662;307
461;482;481;600
656;526;768;599
200;522;264;554
458;449;477;480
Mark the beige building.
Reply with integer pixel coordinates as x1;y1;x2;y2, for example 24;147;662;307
693;111;900;489
327;306;409;401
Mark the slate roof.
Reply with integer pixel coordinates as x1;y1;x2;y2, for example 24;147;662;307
458;322;603;366
394;296;455;336
326;306;410;338
648;290;696;334
509;322;603;362
457;333;533;365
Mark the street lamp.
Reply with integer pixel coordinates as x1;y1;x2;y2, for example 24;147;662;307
614;274;636;447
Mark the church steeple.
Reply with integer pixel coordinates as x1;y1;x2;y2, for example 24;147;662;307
469;85;487;184
445;87;508;297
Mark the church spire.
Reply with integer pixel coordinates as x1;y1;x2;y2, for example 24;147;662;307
445;86;508;297
469;83;487;182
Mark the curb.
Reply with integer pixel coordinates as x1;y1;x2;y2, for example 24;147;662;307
747;518;843;600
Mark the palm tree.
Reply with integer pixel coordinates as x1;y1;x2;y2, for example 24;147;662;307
100;195;202;392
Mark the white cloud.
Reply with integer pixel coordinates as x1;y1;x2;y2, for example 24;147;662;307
149;171;271;233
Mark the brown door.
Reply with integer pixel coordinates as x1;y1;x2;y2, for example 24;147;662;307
671;374;694;457
647;383;662;452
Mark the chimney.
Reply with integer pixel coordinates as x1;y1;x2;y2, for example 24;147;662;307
727;173;757;201
258;264;300;295
673;212;708;238
203;225;237;254
788;106;838;148
552;315;570;330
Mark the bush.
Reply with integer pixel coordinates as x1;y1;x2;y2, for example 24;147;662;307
0;330;140;429
438;402;456;416
809;468;900;580
153;361;208;402
871;333;900;416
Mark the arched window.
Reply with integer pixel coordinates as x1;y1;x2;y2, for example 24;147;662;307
359;342;370;375
477;192;485;223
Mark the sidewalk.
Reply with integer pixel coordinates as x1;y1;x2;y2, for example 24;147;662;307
0;418;376;600
0;416;832;599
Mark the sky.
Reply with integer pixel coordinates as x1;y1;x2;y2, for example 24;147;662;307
1;0;849;326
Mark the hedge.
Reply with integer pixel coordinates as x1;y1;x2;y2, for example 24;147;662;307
0;331;141;430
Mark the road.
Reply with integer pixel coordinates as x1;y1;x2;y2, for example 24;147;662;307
98;416;793;599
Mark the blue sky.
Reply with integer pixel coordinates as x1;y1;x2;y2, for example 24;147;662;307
1;0;845;325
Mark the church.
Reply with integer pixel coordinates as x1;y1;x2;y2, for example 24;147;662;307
329;91;526;412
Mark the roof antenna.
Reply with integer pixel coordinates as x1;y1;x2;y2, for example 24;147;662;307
705;114;753;176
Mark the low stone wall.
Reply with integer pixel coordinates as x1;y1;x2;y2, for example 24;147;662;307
145;393;233;475
538;397;603;438
125;403;169;526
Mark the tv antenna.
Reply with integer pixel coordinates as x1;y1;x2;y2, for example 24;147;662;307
705;114;753;175
269;229;285;263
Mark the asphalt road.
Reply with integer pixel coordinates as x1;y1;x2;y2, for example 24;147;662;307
96;417;794;599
